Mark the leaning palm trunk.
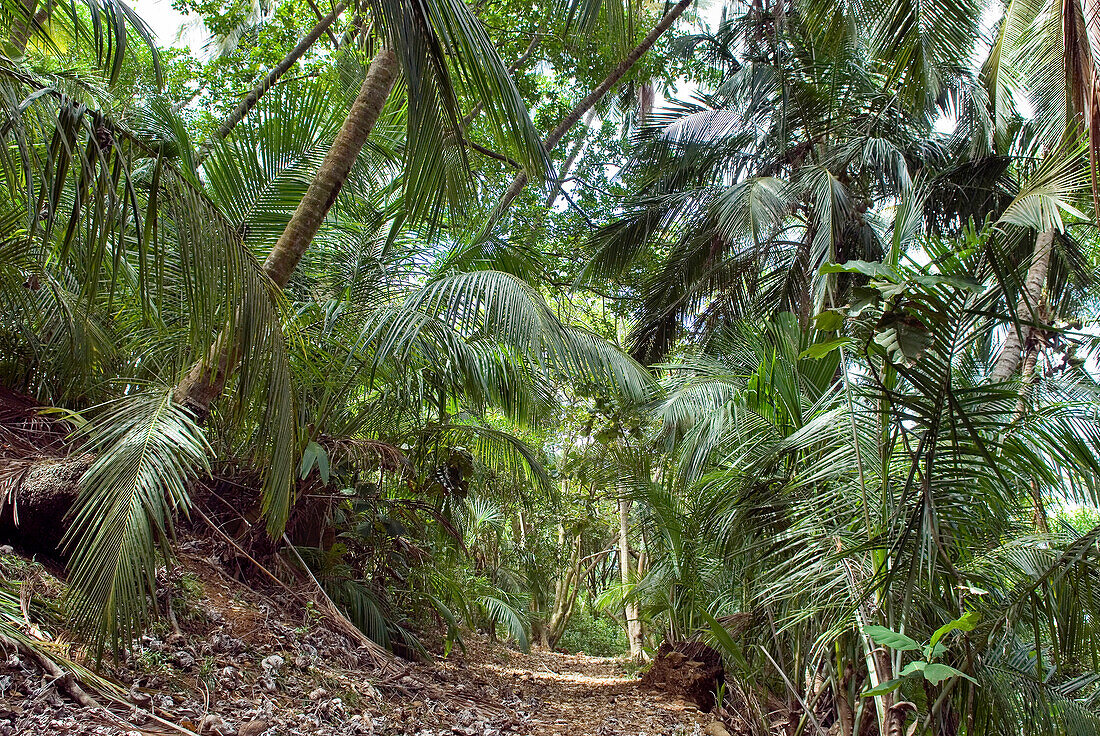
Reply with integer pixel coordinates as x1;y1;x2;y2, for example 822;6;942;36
174;47;399;417
479;0;693;235
197;1;349;162
991;229;1055;382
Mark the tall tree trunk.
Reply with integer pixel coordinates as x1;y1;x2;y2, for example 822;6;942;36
197;2;348;163
263;46;397;284
991;229;1055;382
618;498;644;662
479;0;693;235
1015;297;1051;532
174;47;399;416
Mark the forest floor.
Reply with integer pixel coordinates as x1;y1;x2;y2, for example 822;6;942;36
0;541;715;736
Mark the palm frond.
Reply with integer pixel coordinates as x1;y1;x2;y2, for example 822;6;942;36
63;387;211;654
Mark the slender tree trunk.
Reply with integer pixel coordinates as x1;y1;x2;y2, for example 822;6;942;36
1016;310;1051;532
545;109;596;208
174;47;399;416
479;0;693;235
545;524;583;648
197;1;348;161
263;46;397;284
618;498;644;662
991;229;1055;382
9;0;49;56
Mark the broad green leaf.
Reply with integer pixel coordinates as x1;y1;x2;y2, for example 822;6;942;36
821;260;901;281
921;663;977;685
930;612;980;648
862;678;903;697
300;441;320;480
913;274;985;293
800;338;854;359
899;660;927;677
813;309;846;331
865;625;921;651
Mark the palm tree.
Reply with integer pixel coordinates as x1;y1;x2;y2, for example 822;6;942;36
626;197;1100;734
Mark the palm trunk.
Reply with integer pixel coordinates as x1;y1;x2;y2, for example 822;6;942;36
174;47;399;416
197;2;348;162
618;498;644;662
1017;318;1051;532
991;229;1055;382
479;0;693;235
8;0;35;55
263;46;398;285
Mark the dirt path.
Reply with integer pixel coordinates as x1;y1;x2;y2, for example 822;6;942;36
415;643;712;736
1;546;714;736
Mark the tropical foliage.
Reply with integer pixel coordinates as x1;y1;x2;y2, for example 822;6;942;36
0;0;1098;733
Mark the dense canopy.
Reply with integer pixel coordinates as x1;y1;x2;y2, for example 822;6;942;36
1;0;1099;733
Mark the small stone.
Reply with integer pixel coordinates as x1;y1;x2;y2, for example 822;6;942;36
172;651;195;670
308;687;327;701
260;654;284;673
704;722;731;736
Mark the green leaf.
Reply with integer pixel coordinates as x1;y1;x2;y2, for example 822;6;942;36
800;337;854;360
821;260;901;281
862;678;903;697
316;448;330;485
920;663;977;685
930;611;979;648
813;309;846;331
300;441;319;480
299;441;330;484
865;625;921;651
913;274;985;293
899;660;927;677
702;608;750;672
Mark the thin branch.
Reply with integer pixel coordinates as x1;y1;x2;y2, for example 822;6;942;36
478;0;694;237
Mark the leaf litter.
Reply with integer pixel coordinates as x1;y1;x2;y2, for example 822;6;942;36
0;542;713;736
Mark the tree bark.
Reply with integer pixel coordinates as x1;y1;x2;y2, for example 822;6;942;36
174;47;399;416
197;1;348;162
479;0;693;235
0;455;93;554
8;0;38;55
263;46;398;285
991;229;1055;382
545;524;583;648
618;498;644;662
545;109;596;208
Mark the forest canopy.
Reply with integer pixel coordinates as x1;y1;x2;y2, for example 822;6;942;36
0;0;1099;733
